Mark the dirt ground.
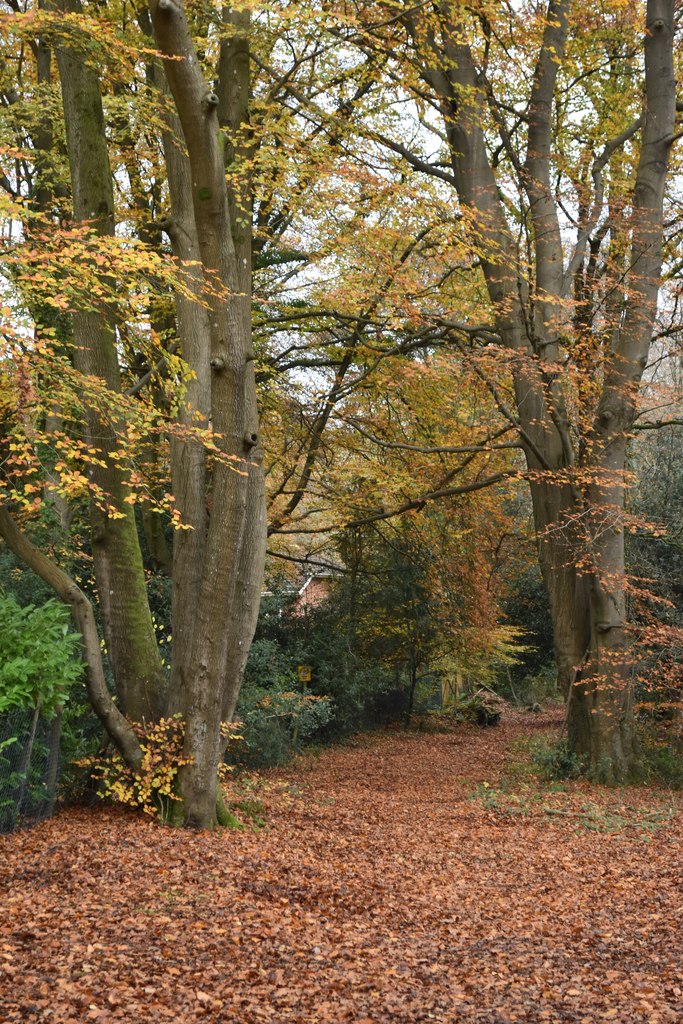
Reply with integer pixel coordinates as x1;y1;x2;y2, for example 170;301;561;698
1;711;682;1023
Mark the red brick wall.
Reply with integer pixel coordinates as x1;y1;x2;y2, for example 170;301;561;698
292;576;333;615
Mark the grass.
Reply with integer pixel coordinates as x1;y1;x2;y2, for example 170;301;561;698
468;730;681;838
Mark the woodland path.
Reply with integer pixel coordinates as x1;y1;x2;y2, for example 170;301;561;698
1;711;682;1023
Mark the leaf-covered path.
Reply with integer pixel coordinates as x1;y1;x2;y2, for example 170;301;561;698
2;713;682;1023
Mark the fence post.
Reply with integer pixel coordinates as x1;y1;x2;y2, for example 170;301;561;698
45;706;63;818
14;702;41;818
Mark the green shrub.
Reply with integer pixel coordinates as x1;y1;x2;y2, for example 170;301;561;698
0;593;83;714
243;593;397;744
0;594;87;829
532;739;584;780
243;636;295;691
638;739;683;789
234;684;334;767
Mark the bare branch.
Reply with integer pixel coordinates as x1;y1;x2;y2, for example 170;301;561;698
633;418;683;430
124;341;178;397
341;416;519;456
562;118;643;297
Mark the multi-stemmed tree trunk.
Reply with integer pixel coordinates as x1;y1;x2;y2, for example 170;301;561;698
23;0;267;826
390;0;678;778
148;0;267;826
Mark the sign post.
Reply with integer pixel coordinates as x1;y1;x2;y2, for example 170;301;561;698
297;664;312;687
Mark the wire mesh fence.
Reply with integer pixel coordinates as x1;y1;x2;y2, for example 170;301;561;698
0;706;63;834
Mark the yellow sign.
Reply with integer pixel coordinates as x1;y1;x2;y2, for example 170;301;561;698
297;664;312;683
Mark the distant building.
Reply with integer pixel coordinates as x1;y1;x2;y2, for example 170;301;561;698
291;572;336;616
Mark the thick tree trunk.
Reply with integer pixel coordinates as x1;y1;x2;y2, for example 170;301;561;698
54;0;165;723
141;504;173;576
563;0;676;777
18;17;72;537
156;82;212;716
530;480;590;696
218;7;268;726
149;0;266;827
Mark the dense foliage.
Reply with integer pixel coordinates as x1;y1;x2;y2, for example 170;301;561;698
0;593;82;714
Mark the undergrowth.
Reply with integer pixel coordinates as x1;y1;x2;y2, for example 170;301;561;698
472;731;682;838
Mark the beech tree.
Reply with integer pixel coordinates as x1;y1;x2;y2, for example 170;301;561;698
296;0;680;779
0;1;266;827
54;0;167;726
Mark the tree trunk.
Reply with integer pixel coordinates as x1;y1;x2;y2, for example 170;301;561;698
148;0;266;827
218;9;268;726
156;71;212;716
15;702;40;820
564;0;676;777
45;706;63;818
54;0;165;723
406;659;418;725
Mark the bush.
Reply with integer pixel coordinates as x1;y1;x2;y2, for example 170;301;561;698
532;739;584;780
0;594;87;830
0;593;83;714
243;636;296;692
637;731;683;789
242;592;397;747
234;684;334;768
79;715;191;821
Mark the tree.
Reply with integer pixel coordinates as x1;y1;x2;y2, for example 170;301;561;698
0;1;266;826
138;1;266;826
53;0;167;726
335;513;524;721
300;0;681;779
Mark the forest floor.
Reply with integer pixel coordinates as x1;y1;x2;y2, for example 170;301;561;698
1;709;682;1024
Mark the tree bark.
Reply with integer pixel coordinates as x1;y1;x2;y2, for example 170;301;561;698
54;0;166;724
564;0;677;778
155;69;212;716
45;706;63;818
15;702;40;820
148;0;266;827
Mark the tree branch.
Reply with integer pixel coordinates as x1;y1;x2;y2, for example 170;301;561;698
0;505;143;771
271;472;514;534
